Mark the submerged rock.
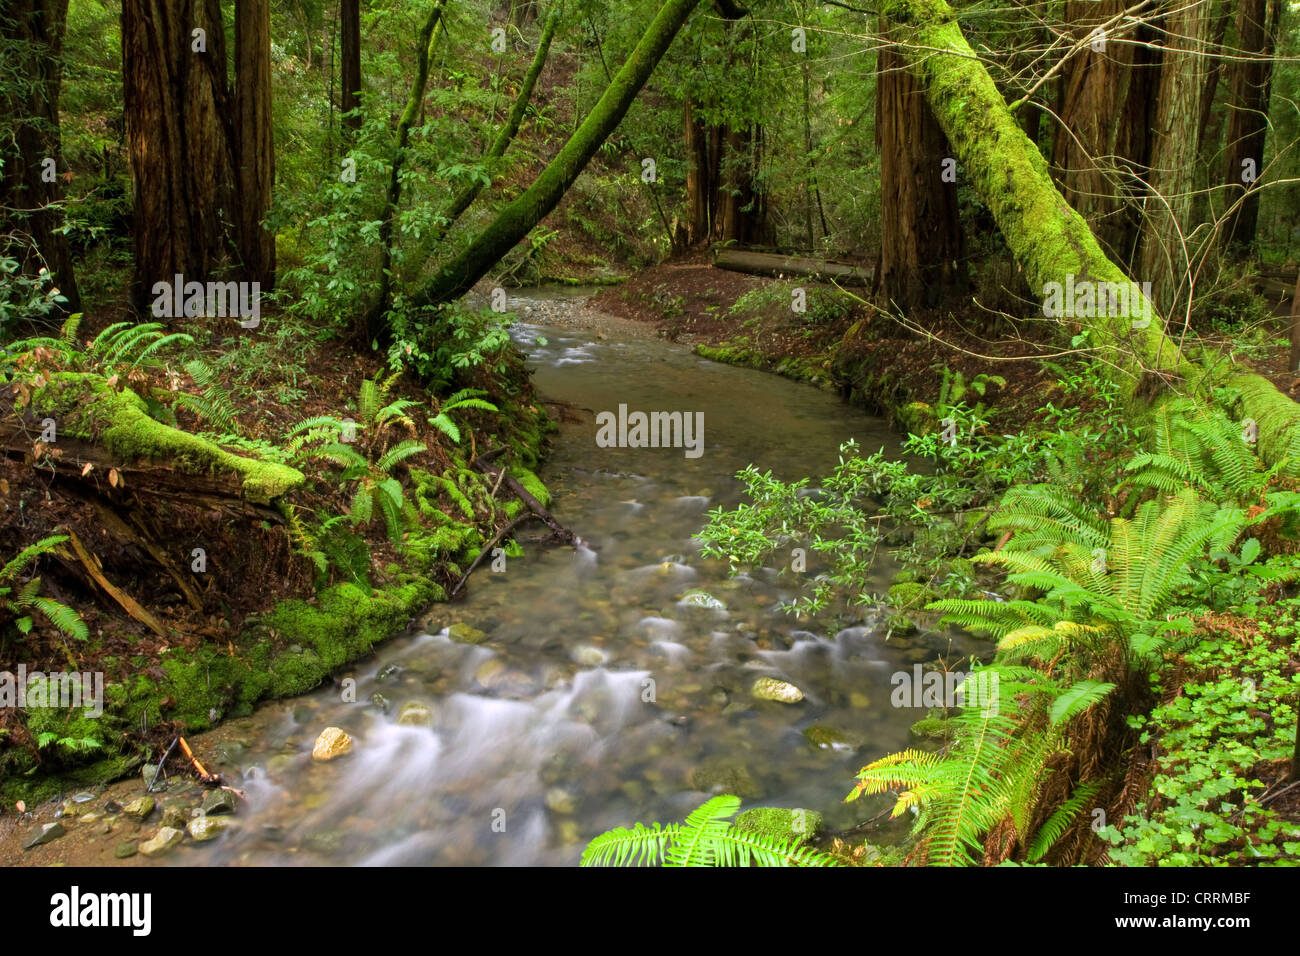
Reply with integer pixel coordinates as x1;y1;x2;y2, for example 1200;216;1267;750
114;841;138;859
687;757;761;799
545;788;576;815
678;589;726;611
397;701;434;728
311;727;353;761
448;623;488;645
803;725;864;751
138;827;184;857
23;822;65;850
751;677;804;703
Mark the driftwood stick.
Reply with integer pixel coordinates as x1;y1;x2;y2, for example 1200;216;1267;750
470;456;578;545
147;736;180;792
450;512;541;598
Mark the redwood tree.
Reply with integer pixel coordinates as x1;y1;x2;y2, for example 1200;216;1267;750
0;0;81;314
1222;0;1285;255
874;16;966;314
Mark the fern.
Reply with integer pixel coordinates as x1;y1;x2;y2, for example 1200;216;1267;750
0;535;88;641
581;796;839;867
1025;781;1101;862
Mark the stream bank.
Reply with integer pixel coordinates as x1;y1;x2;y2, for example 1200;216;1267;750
3;287;979;866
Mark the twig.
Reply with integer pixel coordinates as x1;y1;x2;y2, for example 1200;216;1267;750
450;512;541;598
147;736;180;792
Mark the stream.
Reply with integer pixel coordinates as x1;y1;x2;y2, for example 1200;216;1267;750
45;290;986;865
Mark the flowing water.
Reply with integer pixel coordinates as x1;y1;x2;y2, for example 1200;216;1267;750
148;291;983;866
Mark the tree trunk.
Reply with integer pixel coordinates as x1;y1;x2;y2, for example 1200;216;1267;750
1138;0;1211;321
411;0;703;310
121;0;239;309
875;16;966;314
1051;0;1159;268
1221;0;1285;255
429;3;561;246
876;0;1300;477
235;0;276;289
369;0;448;336
683;99;712;245
340;0;362;137
0;0;81;315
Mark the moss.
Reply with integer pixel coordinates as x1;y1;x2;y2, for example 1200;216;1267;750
31;372;303;503
732;807;823;844
0;752;141;806
695;342;835;390
888;581;938;610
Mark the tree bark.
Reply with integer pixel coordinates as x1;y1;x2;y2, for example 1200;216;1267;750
0;0;81;315
340;0;362;137
411;0;703;310
1138;0;1211;320
235;0;276;289
1221;0;1284;255
876;0;1300;477
1051;0;1159;268
875;15;966;314
121;0;239;308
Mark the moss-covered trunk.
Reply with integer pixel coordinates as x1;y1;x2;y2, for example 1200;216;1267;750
877;0;1300;473
411;0;702;309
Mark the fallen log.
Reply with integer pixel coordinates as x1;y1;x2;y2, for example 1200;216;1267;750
713;248;873;285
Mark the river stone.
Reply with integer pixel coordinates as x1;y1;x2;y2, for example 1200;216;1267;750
397;701;434;727
311;727;353;761
571;645;608;668
160;805;188;830
751;677;804;703
679;589;726;611
803;725;863;751
123;796;155;820
187;815;235;842
687;758;761;799
114;841;138;859
200;789;239;816
448;623;488;645
23;821;65;850
545;788;576;815
72;790;97;803
370;692;392;714
475;658;506;688
138;827;184;857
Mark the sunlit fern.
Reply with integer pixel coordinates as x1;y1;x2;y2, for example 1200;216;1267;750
581;795;839;867
847;665;1088;866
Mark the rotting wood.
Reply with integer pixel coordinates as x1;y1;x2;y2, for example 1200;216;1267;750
64;528;169;637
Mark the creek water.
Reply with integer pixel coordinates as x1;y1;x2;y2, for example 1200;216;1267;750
148;291;982;866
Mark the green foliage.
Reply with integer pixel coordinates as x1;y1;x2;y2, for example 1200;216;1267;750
581;795;839;867
0;536;88;642
428;387;499;444
1101;607;1300;865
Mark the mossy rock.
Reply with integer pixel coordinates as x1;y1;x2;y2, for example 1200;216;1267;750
888;581;938;610
898;401;937;436
732;807;823;844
